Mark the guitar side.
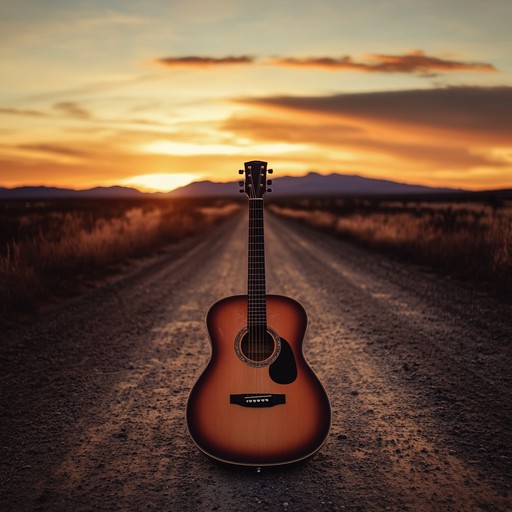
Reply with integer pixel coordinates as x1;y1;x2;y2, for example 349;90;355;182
186;294;331;467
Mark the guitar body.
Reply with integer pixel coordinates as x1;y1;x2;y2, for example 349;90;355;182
186;294;331;466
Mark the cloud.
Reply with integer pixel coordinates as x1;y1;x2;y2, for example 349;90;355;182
0;107;46;117
271;51;496;74
153;51;495;76
224;116;363;143
241;86;512;141
28;74;162;102
1;102;91;120
224;116;504;170
78;11;149;28
53;101;91;119
155;56;254;67
17;144;91;158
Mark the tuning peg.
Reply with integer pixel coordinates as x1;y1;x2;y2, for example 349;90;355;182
238;169;244;174
267;179;272;185
239;181;244;186
267;188;272;193
268;169;273;174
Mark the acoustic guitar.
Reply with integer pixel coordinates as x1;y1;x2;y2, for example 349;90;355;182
186;160;331;467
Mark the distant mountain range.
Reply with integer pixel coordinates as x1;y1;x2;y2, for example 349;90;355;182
0;172;476;199
0;185;144;199
170;172;463;197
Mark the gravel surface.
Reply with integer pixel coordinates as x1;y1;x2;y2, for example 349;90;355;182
1;211;511;511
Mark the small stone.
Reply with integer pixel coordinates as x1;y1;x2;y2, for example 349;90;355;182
113;428;127;439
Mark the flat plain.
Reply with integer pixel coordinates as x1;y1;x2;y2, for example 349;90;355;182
1;211;511;511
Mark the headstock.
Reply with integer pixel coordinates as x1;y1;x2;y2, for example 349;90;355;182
238;160;273;199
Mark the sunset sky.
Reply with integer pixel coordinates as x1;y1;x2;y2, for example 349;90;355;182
1;0;511;191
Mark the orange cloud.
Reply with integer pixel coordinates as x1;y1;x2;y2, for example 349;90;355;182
154;51;496;76
271;50;496;74
0;107;46;117
155;55;254;67
53;101;91;119
224;116;504;170
17;144;91;158
0;102;93;120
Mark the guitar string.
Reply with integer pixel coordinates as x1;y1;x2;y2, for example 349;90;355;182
257;169;264;361
257;173;262;361
258;176;262;360
249;167;254;360
257;182;266;357
250;167;258;360
251;173;254;360
259;169;266;362
254;172;258;360
262;171;267;362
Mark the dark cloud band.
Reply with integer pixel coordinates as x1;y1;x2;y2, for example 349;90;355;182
242;86;512;138
154;51;495;75
271;51;496;74
155;56;254;67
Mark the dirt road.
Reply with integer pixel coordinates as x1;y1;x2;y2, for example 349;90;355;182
1;211;511;511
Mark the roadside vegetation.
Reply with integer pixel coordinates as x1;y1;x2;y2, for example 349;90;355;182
268;194;512;291
0;197;240;320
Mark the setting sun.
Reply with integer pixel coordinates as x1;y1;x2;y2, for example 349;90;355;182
121;173;198;192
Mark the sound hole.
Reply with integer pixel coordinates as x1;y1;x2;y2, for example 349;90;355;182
240;329;275;362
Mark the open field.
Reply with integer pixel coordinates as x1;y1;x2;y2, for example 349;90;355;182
3;193;510;324
0;197;240;321
268;194;512;290
1;212;510;511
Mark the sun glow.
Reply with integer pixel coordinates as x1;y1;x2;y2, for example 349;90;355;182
121;173;198;192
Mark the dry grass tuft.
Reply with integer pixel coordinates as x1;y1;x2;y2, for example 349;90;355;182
269;198;512;288
0;198;240;318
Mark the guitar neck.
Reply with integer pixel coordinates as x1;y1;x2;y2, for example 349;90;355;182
248;198;266;329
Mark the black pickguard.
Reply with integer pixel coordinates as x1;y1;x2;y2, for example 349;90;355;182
269;338;297;384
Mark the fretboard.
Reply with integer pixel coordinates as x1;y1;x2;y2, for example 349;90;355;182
247;198;266;328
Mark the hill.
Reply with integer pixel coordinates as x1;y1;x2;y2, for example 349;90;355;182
0;185;144;199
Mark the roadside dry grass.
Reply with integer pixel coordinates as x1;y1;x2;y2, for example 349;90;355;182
269;197;512;288
0;198;240;319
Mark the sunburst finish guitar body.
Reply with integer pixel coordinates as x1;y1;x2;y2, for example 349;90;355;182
186;161;331;467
